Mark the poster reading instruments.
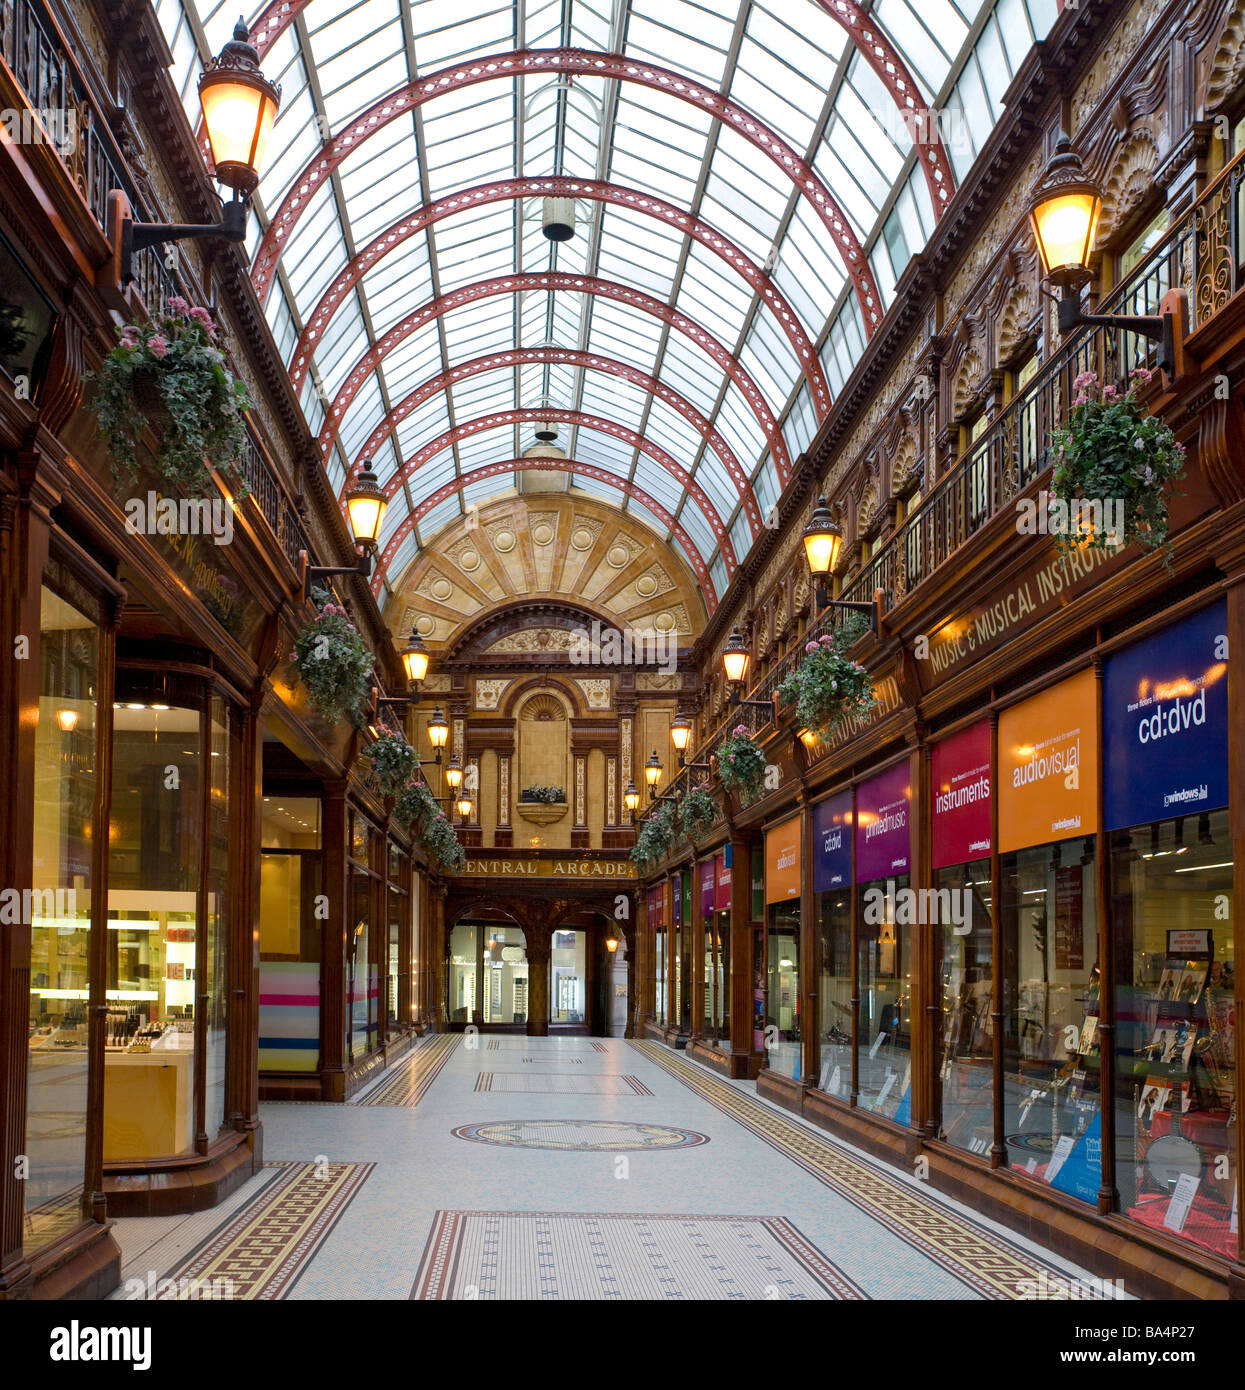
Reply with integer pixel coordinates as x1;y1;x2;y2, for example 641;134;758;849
998;668;1099;854
1102;599;1228;831
931;720;991;870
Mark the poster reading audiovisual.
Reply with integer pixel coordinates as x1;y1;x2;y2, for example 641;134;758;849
765;818;801;903
998;668;1099;853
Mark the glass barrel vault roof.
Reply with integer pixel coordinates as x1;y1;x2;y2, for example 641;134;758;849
155;0;1057;612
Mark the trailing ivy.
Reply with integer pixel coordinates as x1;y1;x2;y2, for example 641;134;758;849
366;725;420;797
679;784;718;839
290;591;373;728
631;800;677;867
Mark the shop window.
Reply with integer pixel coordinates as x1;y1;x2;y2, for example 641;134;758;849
448;922;478;1024
1000;838;1100;1193
1111;811;1235;1257
857;873;912;1116
766;903;801;1078
387;840;409;1029
483;926;528;1024
654;921;666;1026
106;669;235;1160
817;892;852;1097
26;576;100;1255
551;930;586;1023
259;797;322;1073
935;859;994;1154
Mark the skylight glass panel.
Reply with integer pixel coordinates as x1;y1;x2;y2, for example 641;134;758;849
337;122;421;245
266;285;298;367
787;383;817;457
710;553;727;598
716;387;767;465
752;458;779;519
378;492;406;550
644;398;703;462
395;393;454;457
457;425;515;467
701;146;786;262
317;304;370;396
679;496;718;558
659;339;725;416
744;313;801;406
594;208;683;300
411;451;458;497
581;378;647;431
325;451;346;496
338;377;386;459
573;430;635;475
874;0;965;97
571;474;616;503
693;448;737;507
676;251;758;346
419;493;461;540
282;188;349;305
451;371;514;417
372;438;401;488
623;5;733;87
463;472;514;506
634;457;685;513
730;511;753;563
625;498;672;547
413;3;515;68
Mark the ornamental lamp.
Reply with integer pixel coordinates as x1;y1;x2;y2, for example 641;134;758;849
456;793;474;820
802;496;843;579
198;20;282;197
623;781;641;816
670;711;692;754
401;629;430;686
445;756;464;791
345;462;387;550
722;627;750;686
426;706;449;751
1027;133;1101;289
605;936;619;954
644;749;663;791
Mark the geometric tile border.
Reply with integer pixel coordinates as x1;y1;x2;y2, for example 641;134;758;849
151;1161;374;1300
411;1210;868;1300
451;1118;708;1151
474;1072;653;1095
631;1041;1111;1301
356;1034;460;1107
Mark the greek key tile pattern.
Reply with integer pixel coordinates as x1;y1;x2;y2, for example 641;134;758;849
411;1211;867;1300
632;1042;1106;1301
155;1161;373;1300
356;1034;460;1107
474;1072;653;1095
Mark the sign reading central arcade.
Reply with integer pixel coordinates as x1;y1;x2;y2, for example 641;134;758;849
460;856;637;879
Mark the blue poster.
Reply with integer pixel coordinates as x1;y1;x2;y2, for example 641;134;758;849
893;1084;911;1128
1102;600;1228;832
1049;1112;1101;1205
813;791;853;893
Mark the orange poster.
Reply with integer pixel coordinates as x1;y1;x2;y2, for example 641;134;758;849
998;667;1099;853
765;816;802;903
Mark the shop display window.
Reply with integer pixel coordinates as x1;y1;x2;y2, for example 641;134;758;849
483;926;528;1024
705;909;730;1044
1111;812;1236;1257
387;841;409;1030
857;874;912;1118
1000;838;1100;1201
26;576;100;1254
448;921;477;1024
935;859;994;1155
816;892;852;1099
106;669;234;1161
766;903;800;1078
655;923;666;1026
259;797;322;1073
551;929;586;1023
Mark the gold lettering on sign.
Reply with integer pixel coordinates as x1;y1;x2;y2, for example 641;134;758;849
461;858;636;879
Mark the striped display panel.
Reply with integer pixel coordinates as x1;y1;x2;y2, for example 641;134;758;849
258;963;320;1072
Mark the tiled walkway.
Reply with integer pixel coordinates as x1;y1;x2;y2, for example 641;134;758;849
108;1036;1121;1301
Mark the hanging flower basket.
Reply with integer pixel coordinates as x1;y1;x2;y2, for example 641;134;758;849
395;779;465;872
631;800;677;867
715;726;767;805
89;297;252;495
679;784;717;839
290;593;374;728
365;725;420;797
1047;367;1185;555
395;779;439;835
777;622;876;740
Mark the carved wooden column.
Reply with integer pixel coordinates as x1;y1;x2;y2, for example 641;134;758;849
320;782;349;1100
635;889;652;1029
689;869;705;1043
728;837;755;1078
525;924;552;1037
572;753;589;849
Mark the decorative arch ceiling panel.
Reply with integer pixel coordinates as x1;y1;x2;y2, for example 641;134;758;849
164;0;1058;612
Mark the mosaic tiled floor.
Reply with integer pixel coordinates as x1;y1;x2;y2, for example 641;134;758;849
108;1034;1125;1301
148;1161;373;1300
355;1034;459;1107
451;1119;709;1151
631;1041;1109;1301
411;1211;866;1300
475;1072;653;1095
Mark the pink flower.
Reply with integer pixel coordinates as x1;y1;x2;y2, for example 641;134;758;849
1130;365;1153;384
148;334;169;360
805;641;819;654
1073;392;1089;407
1072;370;1097;391
732;725;749;738
120;326;140;348
189;306;217;338
288;650;297;661
818;634;835;646
169;296;189;315
1101;383;1119;401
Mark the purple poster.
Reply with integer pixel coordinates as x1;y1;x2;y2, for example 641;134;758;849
715;854;731;912
855;762;911;883
813;791;853;892
700;859;715;915
1103;599;1228;831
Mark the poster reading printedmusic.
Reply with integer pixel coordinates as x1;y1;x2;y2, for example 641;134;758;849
1102;600;1228;831
998;668;1099;854
855;762;911;882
